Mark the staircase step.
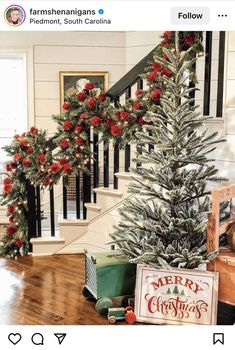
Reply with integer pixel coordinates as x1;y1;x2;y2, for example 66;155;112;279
85;203;102;211
93;187;123;197
93;187;123;212
115;172;141;180
85;203;102;221
30;237;65;256
115;172;142;194
58;219;89;245
58;219;89;226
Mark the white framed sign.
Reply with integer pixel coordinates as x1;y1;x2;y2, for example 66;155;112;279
135;265;219;325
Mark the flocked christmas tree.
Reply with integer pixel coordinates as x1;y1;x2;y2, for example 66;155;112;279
110;32;224;269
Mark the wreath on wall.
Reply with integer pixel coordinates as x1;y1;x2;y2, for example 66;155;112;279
0;31;203;258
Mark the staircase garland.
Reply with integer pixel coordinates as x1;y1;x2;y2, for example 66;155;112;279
0;31;203;257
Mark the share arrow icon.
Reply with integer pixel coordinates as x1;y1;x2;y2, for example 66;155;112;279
54;333;67;345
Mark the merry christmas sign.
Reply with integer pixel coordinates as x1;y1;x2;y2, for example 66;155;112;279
135;265;219;325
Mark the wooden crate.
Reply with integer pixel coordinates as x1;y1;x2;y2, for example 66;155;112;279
207;184;235;306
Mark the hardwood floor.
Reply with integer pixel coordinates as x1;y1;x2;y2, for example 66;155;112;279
0;254;109;325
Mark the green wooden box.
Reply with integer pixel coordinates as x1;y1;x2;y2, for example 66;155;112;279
84;251;136;299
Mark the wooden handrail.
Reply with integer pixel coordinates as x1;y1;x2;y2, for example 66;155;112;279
106;46;158;98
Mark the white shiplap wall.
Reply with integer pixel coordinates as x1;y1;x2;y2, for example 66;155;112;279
0;31;126;136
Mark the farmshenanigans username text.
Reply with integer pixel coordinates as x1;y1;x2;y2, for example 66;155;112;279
29;8;111;25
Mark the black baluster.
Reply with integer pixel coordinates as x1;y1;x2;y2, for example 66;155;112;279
113;96;120;188
76;174;80;219
124;87;132;172
93;134;99;203
62;177;67;219
36;185;42;237
103;141;109;188
125;144;131;172
114;143;120;189
203;31;213;116
25;179;37;252
216;31;226;118
49;186;55;237
83;170;91;220
137;77;143;90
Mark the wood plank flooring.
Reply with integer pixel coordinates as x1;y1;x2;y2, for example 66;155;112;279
0;254;109;325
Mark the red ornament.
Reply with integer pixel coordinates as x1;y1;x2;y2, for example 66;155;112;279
59;139;69;149
6;163;17;172
63;120;73;131
152;63;163;72
91;116;101;126
43;177;53;186
80;113;88;120
111;125;123;136
22;159;31;167
6;225;18;236
120;112;129;121
98;93;106;102
107;118;116;127
162;68;173;78
184;35;194;46
85;82;95;90
3;178;11;185
19;139;29;147
161;39;170;47
26;147;33;155
76;137;85;146
133;101;141;110
14;153;22;161
74;125;84;133
38;153;46;164
147;70;157;82
150;89;161;102
135;89;144;97
14;134;20;140
59;158;68;165
63;163;72;174
87;98;96;109
63;101;71;110
30;126;38;135
15;239;24;248
6;163;12;172
11;163;17;169
163;31;174;38
7;205;15;214
50;163;62;173
76;92;87;102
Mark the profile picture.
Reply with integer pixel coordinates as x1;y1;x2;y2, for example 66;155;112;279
4;5;26;27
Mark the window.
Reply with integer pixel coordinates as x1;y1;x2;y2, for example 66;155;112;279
0;54;27;188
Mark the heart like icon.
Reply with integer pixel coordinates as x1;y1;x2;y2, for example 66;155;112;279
8;333;22;345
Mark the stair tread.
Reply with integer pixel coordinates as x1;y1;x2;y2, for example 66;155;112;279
58;219;89;226
85;203;102;210
30;237;65;243
93;187;123;196
115;172;141;180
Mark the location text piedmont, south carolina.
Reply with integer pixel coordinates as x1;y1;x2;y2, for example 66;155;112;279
29;18;111;25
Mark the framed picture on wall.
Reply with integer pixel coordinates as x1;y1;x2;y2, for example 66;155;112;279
59;71;109;111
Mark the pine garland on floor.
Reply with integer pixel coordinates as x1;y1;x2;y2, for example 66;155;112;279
110;32;225;269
